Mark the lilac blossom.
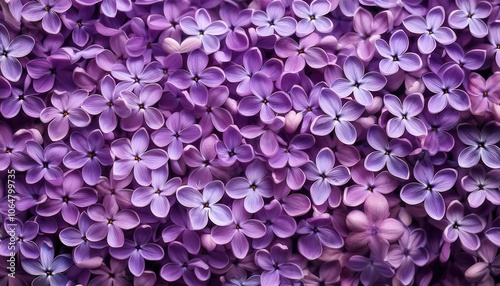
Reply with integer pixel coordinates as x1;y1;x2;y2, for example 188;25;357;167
253;200;297;249
109;225;164;276
21;0;71;34
461;165;500;208
25;141;67;185
403;6;457;54
465;72;500;115
275;33;329;73
465;240;500;284
225;160;274;213
0;24;35;82
346;193;405;250
254;243;303;286
296;214;344;260
81;75;132;133
211;200;266;259
0;220;39;259
400;158;457;220
364;125;412;180
1;81;46;119
88;259;129;286
310;88;365;144
387;229;429;285
168;49;225;106
195;86;234;134
448;0;492;38
131;166;182;218
445;43;486;71
26;55;73;93
251;1;297;37
457;122;500;169
375;30;423;75
303;147;350;205
110;56;162;93
292;0;333;37
241;117;284;157
63;130;113;185
443;200;485;251
61;6;95;47
421;108;459;155
0;123;33;171
111;127;169;186
151;110;202;160
36;170;98;225
22;242;72;286
86;203;140;248
238;73;292;123
176;180;233;230
384;93;427;138
289;84;322;133
219;2;252;52
179;8;228;54
331;56;387;107
215;125;254;167
347;244;395;286
160;241;210;285
422;65;470;113
39;90;91;141
120;84;165;131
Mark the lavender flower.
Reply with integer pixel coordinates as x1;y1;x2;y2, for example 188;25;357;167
0;24;35;82
292;0;333;37
179;8;228;54
375;30;423;75
21;0;71;34
22;242;72;286
254;243;303;286
461;165;500;208
251;1;297;37
443;200;485;251
384;93;427;138
448;0;492;38
457;122;500;169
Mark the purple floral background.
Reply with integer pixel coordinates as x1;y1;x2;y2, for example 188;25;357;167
0;0;500;285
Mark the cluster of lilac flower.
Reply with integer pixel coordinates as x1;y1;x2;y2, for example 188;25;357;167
0;0;500;285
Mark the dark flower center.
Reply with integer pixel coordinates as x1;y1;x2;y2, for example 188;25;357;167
483;91;488;97
134;77;140;83
77;20;83;27
229;151;235;156
354;82;360;88
307;106;312;111
268;20;275;26
50;68;56;74
321;173;326;179
5;148;12;153
110;189;115;194
170;21;178;28
203;159;210;166
62;111;69;117
384;150;391;155
428;29;433;34
199;30;204;36
478;184;484;190
138;104;145;109
467;13;473;18
135;245;141;250
44;6;50;11
298;49;305;54
250;184;257;190
2;51;7;56
497;44;500;49
235;224;241;230
163;69;168;74
87;152;95;158
193;76;199;82
42;161;49;168
426;185;432;191
310;15;316;20
107;101;113;106
45;270;52;276
135;156;141;161
82;236;88;241
204;202;210;208
18;237;23;242
367;186;373;191
155;189;162;194
63;197;69;202
402;114;407;119
146;42;152;49
443;89;449;94
478;142;484;148
453;222;459;229
392;55;398;61
262;99;268;104
431;125;439;131
312;227;319;233
207;107;212;113
273;263;279;269
108;219;114;224
18;94;24;100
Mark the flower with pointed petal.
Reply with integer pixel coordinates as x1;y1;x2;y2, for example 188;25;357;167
375;30;423;75
0;24;35;82
215;125;254;167
251;1;297;37
179;8;228;54
443;200;485;251
297;214;344;260
21;242;72;286
21;0;72;34
461;165;500;208
292;0;333;37
254;243;303;286
160;242;211;284
25;141;68;186
457;122;500;169
384;93;427;138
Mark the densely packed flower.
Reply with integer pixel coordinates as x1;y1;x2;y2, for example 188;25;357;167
0;0;499;285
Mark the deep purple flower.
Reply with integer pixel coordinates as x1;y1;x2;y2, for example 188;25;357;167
195;86;234;134
86;203;140;248
297;214;343;260
251;1;297;37
111;127;169;186
457;122;500;169
63;130;113;185
364;125;412;179
124;17;161;60
0;220;39;259
179;8;228;54
88;258;129;286
37;170;98;225
176;180;233;230
147;0;194;42
387;228;429;285
40;90;91;141
443;200;485;251
59;212;106;268
215;125;254;167
151;110;202;160
21;0;72;34
488;22;500;67
183;135;226;188
384;93;427;138
1;80;46;119
0;123;33;172
400;158;457;220
0;24;35;82
26;55;73;93
61;6;96;47
95;171;133;215
346;193;405;249
168;49;225;106
269;133;315;169
421;108;459;155
375;30;423;75
465;240;500;284
422;65;470;113
160;242;210;284
211;200;266;259
75;0;132;17
310;88;365;144
303;147;350;205
331;56;387;107
253;200;297;249
82;75;132;133
226;160;274;213
289;83;323;133
15;180;48;211
238;73;292;123
403;6;456;54
109;225;164;276
448;0;492;38
445;43;486;71
219;2;251;52
466;72;500;115
292;0;333;37
275;33;329;73
120;83;165;131
131;166;181;218
347;243;395;286
25;141;67;185
22;242;72;286
241;116;285;157
255;243;303;286
461;165;500;208
161;205;202;255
